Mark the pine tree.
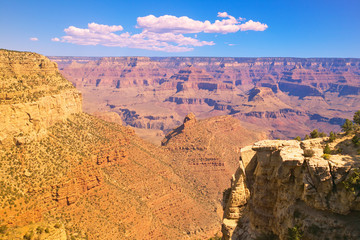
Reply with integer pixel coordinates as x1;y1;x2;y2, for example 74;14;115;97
342;119;354;134
310;129;319;138
329;131;336;142
323;144;331;154
353;110;360;125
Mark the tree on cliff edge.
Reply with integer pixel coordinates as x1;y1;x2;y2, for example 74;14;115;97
354;110;360;125
342;119;354;134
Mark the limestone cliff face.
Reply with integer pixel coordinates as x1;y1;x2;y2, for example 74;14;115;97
223;139;360;240
0;50;82;145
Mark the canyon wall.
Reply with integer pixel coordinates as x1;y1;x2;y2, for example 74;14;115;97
0;50;82;145
0;50;223;239
50;56;360;141
222;137;360;240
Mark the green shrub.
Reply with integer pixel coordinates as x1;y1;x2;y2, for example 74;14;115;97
329;131;336;142
323;144;331;154
319;132;327;137
342;119;354;134
352;135;360;147
0;225;7;234
36;226;44;234
343;169;360;193
23;230;34;240
294;136;301;141
322;154;330;160
310;129;319;138
353;110;360;125
304;135;310;140
304;149;315;158
288;225;303;240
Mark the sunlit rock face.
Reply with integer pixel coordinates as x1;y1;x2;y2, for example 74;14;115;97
0;50;82;145
0;50;225;240
222;138;360;240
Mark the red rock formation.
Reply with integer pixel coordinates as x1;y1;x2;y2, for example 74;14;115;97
162;114;267;204
0;50;224;239
49;56;360;141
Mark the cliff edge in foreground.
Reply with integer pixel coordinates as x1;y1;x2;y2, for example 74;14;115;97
222;136;360;240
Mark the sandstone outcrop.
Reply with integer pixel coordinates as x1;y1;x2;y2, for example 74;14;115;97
222;137;360;240
0;50;82;145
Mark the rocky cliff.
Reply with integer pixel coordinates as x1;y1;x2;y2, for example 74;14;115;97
0;50;82;145
0;50;223;239
222;135;360;240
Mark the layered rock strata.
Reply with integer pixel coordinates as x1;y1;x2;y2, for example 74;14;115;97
50;56;360;141
0;50;82;145
223;138;360;240
0;50;222;239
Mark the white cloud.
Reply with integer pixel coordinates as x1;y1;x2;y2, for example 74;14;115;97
239;20;268;31
88;22;123;33
137;13;267;34
137;15;208;34
57;23;214;52
30;37;38;41
217;12;229;18
56;13;267;52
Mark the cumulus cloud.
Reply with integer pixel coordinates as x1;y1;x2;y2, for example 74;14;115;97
137;12;267;34
239;20;268;31
51;37;60;42
55;13;267;52
217;12;230;18
30;37;38;41
57;23;213;52
88;22;123;33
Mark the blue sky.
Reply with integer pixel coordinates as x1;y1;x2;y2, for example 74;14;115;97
1;0;359;57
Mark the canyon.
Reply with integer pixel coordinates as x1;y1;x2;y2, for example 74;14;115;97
1;50;237;239
0;50;359;240
50;56;360;143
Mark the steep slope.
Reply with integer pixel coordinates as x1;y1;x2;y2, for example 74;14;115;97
222;135;360;240
161;113;267;210
0;50;82;145
0;50;221;239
